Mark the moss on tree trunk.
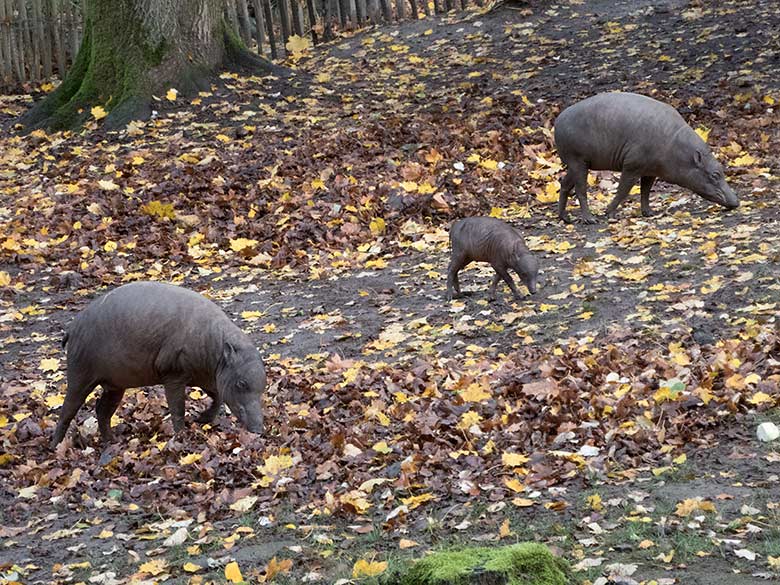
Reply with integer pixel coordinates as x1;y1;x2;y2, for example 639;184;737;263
24;0;286;130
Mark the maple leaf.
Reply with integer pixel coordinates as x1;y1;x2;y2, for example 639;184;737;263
352;559;388;578
39;358;60;372
166;88;178;101
179;453;202;465
400;493;434;509
97;179;119;191
460;381;491;402
501;452;529;467
370;217;386;235
230;238;258;253
91;105;108;120
675;498;716;517
139;559;168;576
140;200;175;220
285;35;311;58
262;557;292;581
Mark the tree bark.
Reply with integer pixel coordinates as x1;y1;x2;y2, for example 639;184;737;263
23;0;286;131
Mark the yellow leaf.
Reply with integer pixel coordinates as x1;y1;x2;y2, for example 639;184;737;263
241;310;265;321
0;271;11;286
225;561;243;583
179;453;202;465
400;493;434;510
749;391;773;405
639;539;655;549
512;497;535;507
39;358;60;372
139;559;168;576
285;34;312;57
103;241;117;253
695;126;710;142
91;106;108;120
504;478;525;493
479;158;499;170
166;88;178;101
316;72;331;83
263;323;277;333
229;495;258;513
768;555;780;568
311;177;326;190
141;200;175;220
675;498;716;517
498;518;511;538
460;382;491;403
537;180;559;203
400;181;418;192
45;394;64;408
370;217;386;236
417;182;436;194
230;238;258;253
263;557;293;581
257;454;294;476
216;134;231;143
183;562;201;573
352;559;388;578
501;452;529;467
97;179;119;191
372;441;392;454
587;494;603;511
730;153;757;166
673;453;687;465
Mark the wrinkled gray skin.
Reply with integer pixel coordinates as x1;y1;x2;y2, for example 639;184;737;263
446;217;539;301
554;92;739;223
51;281;266;447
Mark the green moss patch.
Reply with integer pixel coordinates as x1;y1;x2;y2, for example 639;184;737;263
400;543;569;585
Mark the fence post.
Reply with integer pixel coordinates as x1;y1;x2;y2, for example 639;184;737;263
305;0;318;44
323;0;334;40
395;0;405;20
408;0;418;19
251;0;265;55
379;0;391;21
277;0;291;51
51;0;67;77
338;0;348;27
291;0;303;36
36;0;53;78
261;0;277;59
237;0;253;44
0;0;9;86
9;0;24;83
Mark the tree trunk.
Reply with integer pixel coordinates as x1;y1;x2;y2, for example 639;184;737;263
23;0;286;131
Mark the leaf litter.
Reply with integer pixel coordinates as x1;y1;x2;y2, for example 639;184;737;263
1;0;779;583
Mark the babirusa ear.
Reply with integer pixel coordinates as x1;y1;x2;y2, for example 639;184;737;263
693;150;704;168
222;341;237;364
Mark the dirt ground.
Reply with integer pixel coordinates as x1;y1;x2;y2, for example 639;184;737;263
1;0;780;583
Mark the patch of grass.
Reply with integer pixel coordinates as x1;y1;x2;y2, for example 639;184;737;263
668;530;717;562
394;543;569;585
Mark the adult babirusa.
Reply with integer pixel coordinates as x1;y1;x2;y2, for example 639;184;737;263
51;281;266;447
553;92;739;223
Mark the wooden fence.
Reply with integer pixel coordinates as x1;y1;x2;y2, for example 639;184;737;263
0;0;83;88
0;0;477;89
